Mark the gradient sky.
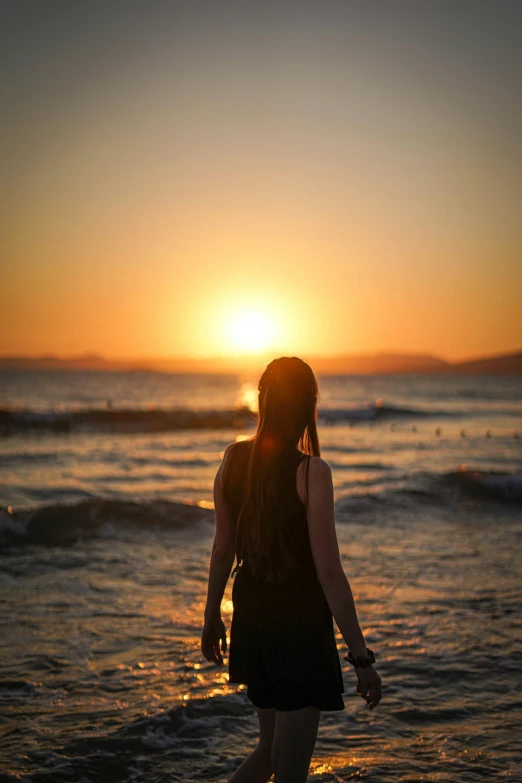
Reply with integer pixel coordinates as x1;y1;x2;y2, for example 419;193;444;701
2;0;521;360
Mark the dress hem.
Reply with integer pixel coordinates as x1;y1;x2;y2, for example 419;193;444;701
248;694;346;712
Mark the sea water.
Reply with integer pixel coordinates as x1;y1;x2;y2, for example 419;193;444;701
1;371;521;781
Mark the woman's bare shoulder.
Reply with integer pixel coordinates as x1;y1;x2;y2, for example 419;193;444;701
308;456;332;479
220;438;253;468
297;455;332;505
224;438;254;456
216;442;237;482
222;441;237;458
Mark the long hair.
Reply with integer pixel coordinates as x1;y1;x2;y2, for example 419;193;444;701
237;356;320;581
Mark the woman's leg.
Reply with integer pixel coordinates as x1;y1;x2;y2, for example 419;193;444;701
271;707;321;783
228;707;275;783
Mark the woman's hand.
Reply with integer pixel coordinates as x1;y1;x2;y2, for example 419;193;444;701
201;615;227;666
355;665;382;710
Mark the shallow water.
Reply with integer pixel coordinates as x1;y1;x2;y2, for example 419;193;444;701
1;371;521;781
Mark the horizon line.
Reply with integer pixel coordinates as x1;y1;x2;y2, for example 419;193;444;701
1;347;521;365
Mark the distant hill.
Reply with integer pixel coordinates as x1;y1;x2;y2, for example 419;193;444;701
450;350;522;375
0;354;124;371
309;352;450;374
1;349;521;374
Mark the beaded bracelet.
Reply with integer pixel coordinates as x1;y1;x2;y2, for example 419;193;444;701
344;647;376;668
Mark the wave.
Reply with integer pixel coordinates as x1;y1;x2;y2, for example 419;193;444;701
0;402;457;435
66;692;251;752
0;498;213;547
3;466;520;549
335;468;522;518
0;407;256;435
319;405;521;423
318;403;452;422
9;692;253;782
444;468;522;502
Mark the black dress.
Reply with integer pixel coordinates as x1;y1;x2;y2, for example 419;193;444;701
224;439;345;712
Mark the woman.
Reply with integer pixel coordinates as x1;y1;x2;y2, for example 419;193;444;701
201;357;382;782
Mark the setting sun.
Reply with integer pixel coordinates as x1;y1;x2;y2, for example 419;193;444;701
224;308;277;354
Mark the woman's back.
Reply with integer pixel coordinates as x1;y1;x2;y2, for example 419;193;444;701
224;437;345;711
223;438;317;584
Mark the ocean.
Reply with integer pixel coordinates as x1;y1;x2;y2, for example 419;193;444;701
1;370;521;782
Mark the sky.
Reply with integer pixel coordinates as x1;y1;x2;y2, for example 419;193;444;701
2;0;521;361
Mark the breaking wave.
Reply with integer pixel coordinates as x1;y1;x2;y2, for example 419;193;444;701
335;468;522;518
0;402;463;435
318;403;452;422
0;407;256;435
444;468;522;502
0;499;213;547
3;693;255;782
2;467;520;550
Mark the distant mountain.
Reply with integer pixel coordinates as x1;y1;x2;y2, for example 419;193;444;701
0;349;520;374
450;350;522;375
309;352;450;374
0;354;129;371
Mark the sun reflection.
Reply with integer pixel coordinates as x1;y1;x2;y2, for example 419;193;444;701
196;500;214;510
238;382;259;412
209;687;228;697
310;754;362;775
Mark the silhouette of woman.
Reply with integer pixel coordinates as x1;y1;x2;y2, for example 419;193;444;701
201;357;382;782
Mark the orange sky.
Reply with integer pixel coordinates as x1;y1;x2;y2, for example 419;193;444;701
2;2;521;361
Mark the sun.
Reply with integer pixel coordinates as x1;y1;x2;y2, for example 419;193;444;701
223;308;277;354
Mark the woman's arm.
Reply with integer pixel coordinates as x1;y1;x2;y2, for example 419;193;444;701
306;456;382;709
306;456;368;657
201;443;237;665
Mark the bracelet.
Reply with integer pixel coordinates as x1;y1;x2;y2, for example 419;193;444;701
344;647;375;668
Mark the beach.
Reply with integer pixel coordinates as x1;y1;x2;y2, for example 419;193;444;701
1;370;521;781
